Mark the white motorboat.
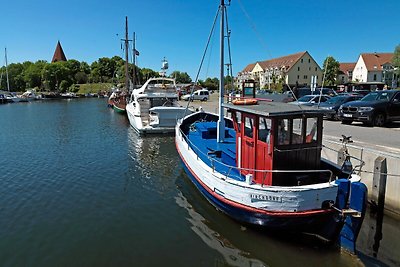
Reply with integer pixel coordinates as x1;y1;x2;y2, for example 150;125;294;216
18;90;40;101
126;77;191;134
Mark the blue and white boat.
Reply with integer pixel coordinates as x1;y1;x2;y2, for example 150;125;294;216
175;0;367;250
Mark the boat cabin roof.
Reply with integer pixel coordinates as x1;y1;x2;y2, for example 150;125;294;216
223;101;325;118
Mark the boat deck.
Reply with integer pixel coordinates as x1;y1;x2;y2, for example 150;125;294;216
186;121;244;181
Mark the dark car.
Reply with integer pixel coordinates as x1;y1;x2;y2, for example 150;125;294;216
288;87;337;100
338;90;400;126
318;94;363;120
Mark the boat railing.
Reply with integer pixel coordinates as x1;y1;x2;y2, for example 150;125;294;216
179;128;334;186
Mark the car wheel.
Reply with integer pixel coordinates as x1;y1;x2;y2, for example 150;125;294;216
202;97;208;101
341;120;353;125
373;112;386;127
333;112;339;121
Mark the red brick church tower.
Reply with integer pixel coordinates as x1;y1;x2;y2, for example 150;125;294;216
51;41;67;63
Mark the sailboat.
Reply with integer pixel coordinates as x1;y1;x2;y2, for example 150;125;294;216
1;48;20;103
108;16;130;114
175;0;367;251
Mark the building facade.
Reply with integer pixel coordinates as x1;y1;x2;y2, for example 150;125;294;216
352;53;397;88
236;51;323;90
338;63;356;84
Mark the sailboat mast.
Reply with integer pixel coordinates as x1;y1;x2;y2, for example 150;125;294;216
132;32;136;88
5;47;10;92
124;16;130;92
217;0;225;143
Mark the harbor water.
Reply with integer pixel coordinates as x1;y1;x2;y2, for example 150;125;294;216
0;99;398;267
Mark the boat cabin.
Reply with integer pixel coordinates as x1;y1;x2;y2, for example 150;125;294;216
224;101;325;186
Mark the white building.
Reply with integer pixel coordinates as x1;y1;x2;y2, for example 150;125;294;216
352;53;397;88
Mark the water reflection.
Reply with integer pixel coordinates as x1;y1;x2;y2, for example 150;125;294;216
175;171;365;267
175;191;267;267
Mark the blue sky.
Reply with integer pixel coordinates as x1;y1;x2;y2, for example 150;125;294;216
1;0;399;80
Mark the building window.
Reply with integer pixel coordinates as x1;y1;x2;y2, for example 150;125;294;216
304;75;308;79
308;59;311;63
373;74;377;81
297;75;300;79
298;67;300;71
315;67;317;71
309;67;311;71
301;59;303;63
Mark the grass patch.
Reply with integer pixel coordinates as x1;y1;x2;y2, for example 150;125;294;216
74;83;113;94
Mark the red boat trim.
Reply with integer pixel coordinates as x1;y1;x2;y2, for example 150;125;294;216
176;140;334;217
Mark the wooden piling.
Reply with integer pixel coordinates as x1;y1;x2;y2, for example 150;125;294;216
371;156;387;211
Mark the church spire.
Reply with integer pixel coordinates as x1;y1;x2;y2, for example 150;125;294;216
51;41;67;63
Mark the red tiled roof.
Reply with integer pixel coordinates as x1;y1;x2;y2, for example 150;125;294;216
339;62;356;73
241;63;256;72
51;41;67;63
361;53;393;71
257;51;307;71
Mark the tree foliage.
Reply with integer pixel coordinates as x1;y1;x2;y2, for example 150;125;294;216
0;55;198;92
322;56;340;86
169;71;192;83
199;77;219;91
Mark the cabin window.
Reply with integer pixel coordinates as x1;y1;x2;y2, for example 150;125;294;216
278;119;290;145
244;116;254;138
306;117;318;143
292;118;303;144
258;117;271;143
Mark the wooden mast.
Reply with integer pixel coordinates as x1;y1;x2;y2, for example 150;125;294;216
124;16;130;92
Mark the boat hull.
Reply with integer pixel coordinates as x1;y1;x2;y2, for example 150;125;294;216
126;102;190;134
175;113;346;242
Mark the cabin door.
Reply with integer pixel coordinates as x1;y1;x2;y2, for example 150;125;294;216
240;114;256;176
255;117;273;185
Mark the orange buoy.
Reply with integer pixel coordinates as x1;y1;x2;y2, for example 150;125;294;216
232;98;258;105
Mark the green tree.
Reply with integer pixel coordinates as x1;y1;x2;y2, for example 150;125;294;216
201;77;219;91
24;60;48;89
42;61;72;91
140;68;159;81
7;63;25;91
170;71;192;83
322;56;340;86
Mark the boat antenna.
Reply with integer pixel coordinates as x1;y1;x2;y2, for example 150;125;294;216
217;0;226;143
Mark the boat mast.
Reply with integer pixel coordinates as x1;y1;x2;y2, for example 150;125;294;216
5;47;10;92
124;16;130;92
217;0;225;143
132;32;136;88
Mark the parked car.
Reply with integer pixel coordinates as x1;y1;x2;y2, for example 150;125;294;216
181;89;210;101
285;87;337;100
337;90;400;126
289;94;331;105
318;94;363;120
